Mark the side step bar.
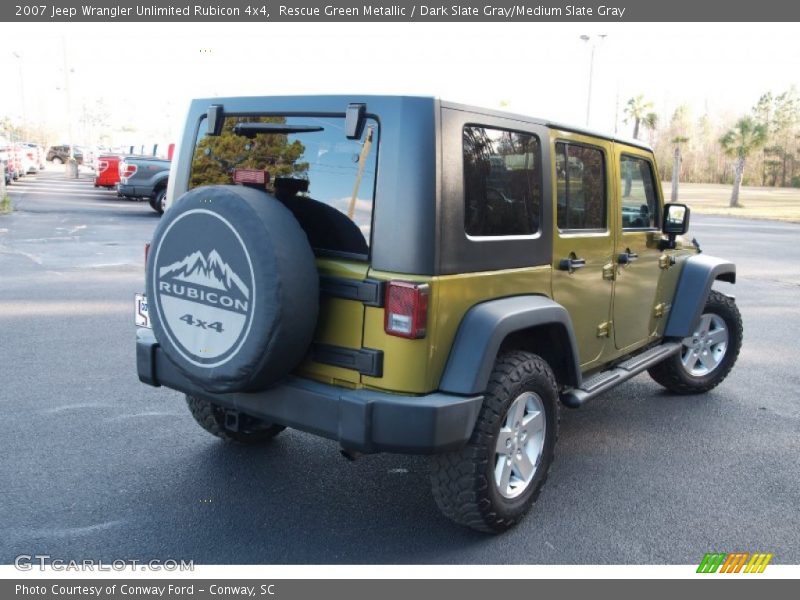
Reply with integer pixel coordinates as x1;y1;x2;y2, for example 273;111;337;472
561;342;682;408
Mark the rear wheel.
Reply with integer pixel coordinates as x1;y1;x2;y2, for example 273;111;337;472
186;395;285;444
430;351;559;533
649;290;742;394
150;188;166;214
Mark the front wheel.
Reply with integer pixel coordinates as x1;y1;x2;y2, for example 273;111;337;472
186;395;285;444
648;290;742;394
430;351;559;533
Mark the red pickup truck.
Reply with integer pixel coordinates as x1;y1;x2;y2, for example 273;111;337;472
94;154;122;189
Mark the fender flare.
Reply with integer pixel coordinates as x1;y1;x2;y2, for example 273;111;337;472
152;172;169;190
664;254;736;338
439;295;581;395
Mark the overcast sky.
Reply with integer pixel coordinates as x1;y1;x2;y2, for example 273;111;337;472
1;22;798;144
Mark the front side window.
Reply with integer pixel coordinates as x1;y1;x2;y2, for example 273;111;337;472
620;155;659;229
556;142;607;230
190;114;378;256
463;126;541;237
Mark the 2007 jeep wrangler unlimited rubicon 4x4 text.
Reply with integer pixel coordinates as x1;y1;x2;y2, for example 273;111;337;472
135;96;742;533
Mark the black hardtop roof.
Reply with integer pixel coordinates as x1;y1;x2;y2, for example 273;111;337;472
190;94;652;152
440;99;653;152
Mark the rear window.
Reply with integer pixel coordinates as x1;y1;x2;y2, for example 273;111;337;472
190;115;378;257
463;125;541;237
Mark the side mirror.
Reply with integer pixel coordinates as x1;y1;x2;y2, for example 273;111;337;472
663;203;690;235
207;104;224;137
661;203;690;249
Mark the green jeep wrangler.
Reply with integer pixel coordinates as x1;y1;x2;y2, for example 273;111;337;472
136;96;742;533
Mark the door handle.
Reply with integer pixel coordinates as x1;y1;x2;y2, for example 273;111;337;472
559;257;587;271
618;251;639;264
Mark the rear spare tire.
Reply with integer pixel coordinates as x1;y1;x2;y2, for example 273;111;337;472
146;184;319;393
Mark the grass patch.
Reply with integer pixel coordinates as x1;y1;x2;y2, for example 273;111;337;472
0;194;12;215
663;182;800;223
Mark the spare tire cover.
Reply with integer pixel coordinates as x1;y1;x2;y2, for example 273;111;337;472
146;184;319;393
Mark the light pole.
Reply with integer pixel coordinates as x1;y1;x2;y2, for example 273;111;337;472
11;51;26;140
580;34;606;127
61;37;79;178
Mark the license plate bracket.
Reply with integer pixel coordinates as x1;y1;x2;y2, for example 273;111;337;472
135;293;150;328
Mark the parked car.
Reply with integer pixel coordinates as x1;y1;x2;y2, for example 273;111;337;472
18;142;39;174
24;143;46;171
0;145;17;182
117;155;170;214
0;143;23;180
1;158;11;185
83;145;112;170
46;145;84;165
94;154;121;189
135;96;742;534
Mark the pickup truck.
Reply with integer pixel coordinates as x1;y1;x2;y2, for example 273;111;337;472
117;156;170;214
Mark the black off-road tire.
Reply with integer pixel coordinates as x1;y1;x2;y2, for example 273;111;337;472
150;187;166;215
648;290;743;394
430;351;560;533
186;395;285;444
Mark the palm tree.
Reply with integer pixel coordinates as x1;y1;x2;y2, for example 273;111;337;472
719;116;768;208
624;95;659;140
621;95;659;195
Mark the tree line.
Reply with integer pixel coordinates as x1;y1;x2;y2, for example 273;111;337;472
624;87;800;207
621;88;799;207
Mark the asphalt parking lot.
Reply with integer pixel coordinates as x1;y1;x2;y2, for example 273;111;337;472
1;168;798;565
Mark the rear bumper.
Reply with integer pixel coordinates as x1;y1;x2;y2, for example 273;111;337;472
136;329;483;454
117;183;152;198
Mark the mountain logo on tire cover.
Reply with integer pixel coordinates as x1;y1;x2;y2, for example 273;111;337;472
159;250;250;311
152;209;255;367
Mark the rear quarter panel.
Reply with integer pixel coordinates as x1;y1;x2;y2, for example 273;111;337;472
362;266;552;394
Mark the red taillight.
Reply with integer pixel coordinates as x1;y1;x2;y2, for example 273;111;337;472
384;281;429;339
120;163;137;179
97;160;108;172
144;242;151;272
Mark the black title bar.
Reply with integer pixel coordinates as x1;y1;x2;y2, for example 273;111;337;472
3;0;800;22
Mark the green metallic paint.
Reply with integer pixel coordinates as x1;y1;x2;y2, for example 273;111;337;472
361;266;553;394
295;130;695;396
294;257;369;386
550;130;615;370
612;144;664;351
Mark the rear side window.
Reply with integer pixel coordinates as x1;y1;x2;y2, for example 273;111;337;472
190;115;378;257
620;155;660;229
556;142;606;230
463;125;541;237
